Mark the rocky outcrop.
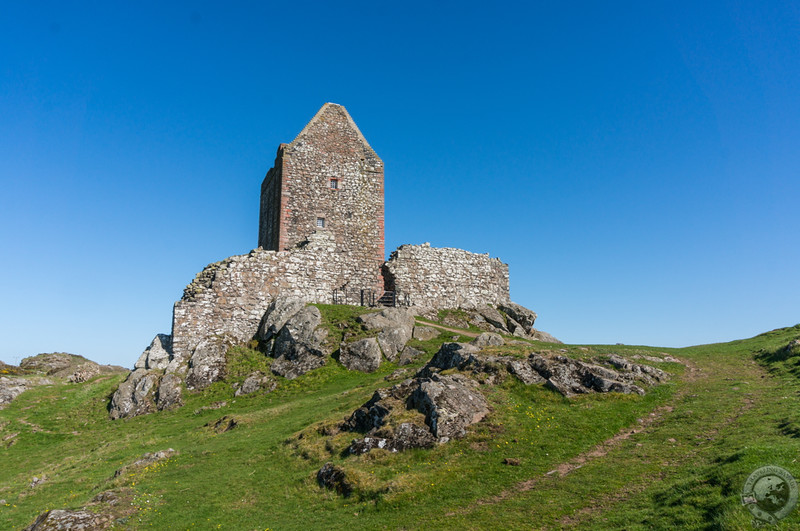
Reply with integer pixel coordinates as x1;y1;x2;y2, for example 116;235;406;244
134;334;172;371
407;373;489;441
0;376;53;409
24;509;111;530
234;372;276;396
114;449;177;478
357;307;415;362
186;335;234;390
18;353;124;382
108;369;160;419
317;463;353;496
341;371;488;454
269;305;329;379
155;374;184;410
340;338;383;373
421;343;668;397
412;325;439;341
471;332;505;348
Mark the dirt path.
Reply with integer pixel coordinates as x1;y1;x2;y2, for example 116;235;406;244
414;320;480;338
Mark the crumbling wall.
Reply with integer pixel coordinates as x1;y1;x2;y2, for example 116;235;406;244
171;232;359;363
383;243;510;310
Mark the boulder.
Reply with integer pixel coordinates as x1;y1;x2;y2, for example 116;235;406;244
234;372;276;396
317;463;352;496
349;422;436;454
258;297;306;341
398;346;424;366
498;302;537;334
506;359;545;385
108;369;159;420
340;338;383;373
408;373;489;441
156;373;183;411
357;307;415;333
471;332;505;348
134;334;172;371
24;509;110;531
423;342;482;373
357;308;415;362
477;305;508;333
186;336;234;390
270;306;329;379
412;326;440;341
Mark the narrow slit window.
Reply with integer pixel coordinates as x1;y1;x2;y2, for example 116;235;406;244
329;178;339;189
316;217;325;228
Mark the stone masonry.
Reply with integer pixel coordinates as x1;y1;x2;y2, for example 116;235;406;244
164;104;512;367
258;103;385;294
383;243;510;309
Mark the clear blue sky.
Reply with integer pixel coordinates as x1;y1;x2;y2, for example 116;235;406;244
1;1;798;367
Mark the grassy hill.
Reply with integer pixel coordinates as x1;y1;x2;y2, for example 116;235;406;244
2;309;799;530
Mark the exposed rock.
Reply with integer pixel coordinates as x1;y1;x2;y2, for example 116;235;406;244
258;297;306;342
421;342;482;375
357;307;415;333
340;338;383;373
606;354;668;384
412;325;440;341
30;475;47;488
270;306;329;379
193;401;227;415
471;332;505;348
408;373;489;441
529;354;645;397
349;422;436;454
156;373;183;411
357;307;415;362
235;371;276;396
343;379;420;433
206;416;237;433
24;509;111;530
441;314;470;329
384;368;411;381
398;346;424;366
114;449;176;478
108;369;159;420
477;305;508;333
498;302;537;334
0;376;53;409
506;359;545;385
68;363;100;383
19;353;74;375
531;330;562;343
317;462;352;496
134;334;172;371
186;335;234;390
503;457;521;466
785;339;800;355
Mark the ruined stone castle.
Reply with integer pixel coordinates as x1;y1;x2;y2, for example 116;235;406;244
170;103;510;363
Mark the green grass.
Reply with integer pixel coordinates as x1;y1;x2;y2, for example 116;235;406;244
1;319;800;529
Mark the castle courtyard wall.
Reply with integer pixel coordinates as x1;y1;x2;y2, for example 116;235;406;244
383;243;510;310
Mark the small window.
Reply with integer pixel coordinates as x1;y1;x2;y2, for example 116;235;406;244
316;217;325;228
329;178;339;189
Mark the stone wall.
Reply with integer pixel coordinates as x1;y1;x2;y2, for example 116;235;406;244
257;103;384;293
383;243;510;310
172;232;363;363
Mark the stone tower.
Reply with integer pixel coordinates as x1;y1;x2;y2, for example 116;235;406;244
258;103;385;292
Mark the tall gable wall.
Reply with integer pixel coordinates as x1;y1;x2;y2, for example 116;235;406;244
258;103;384;293
383;244;510;310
